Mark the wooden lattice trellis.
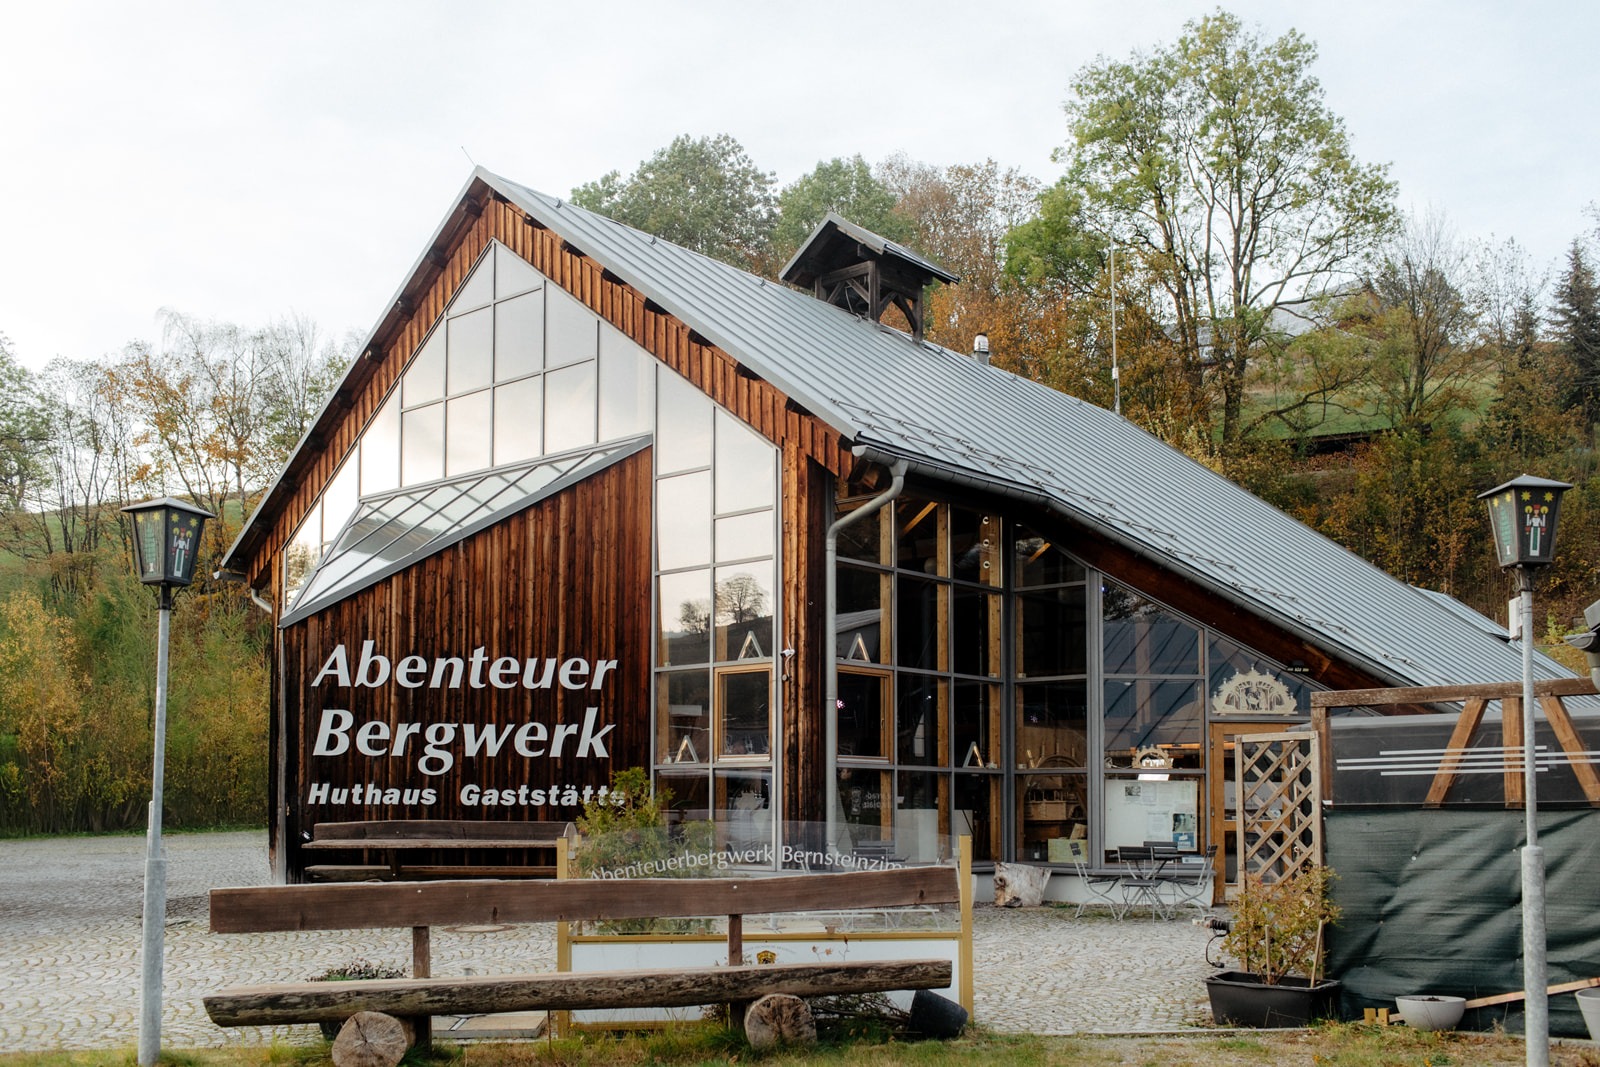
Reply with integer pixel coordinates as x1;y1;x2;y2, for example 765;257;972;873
1236;731;1322;884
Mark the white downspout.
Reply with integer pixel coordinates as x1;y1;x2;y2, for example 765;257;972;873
824;458;907;853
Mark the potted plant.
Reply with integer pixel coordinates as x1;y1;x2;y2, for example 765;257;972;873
1205;865;1342;1027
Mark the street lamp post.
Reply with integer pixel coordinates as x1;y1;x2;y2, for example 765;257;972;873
122;497;213;1067
1479;474;1571;1067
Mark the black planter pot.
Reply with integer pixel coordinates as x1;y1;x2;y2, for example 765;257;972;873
1204;971;1342;1027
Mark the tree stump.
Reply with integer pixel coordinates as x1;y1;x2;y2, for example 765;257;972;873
993;861;1051;907
330;1011;414;1067
743;993;816;1050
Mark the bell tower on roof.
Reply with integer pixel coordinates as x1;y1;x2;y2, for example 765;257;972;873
779;213;958;342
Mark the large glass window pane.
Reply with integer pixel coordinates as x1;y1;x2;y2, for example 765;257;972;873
716;667;770;758
656;372;712;473
837;669;889;760
1208;634;1317;717
1103;679;1204;765
836;502;888;564
445;389;494;476
450;251;494;313
544;360;596;453
322;458;359;547
897;676;947;766
403;328;445;407
494;291;544;381
896;576;946;671
715;560;773;663
714;412;776;513
284;501;322;606
835;766;893;852
545;287;597;368
714;769;772;852
494;242;543;300
657;768;711;823
401;402;444;486
953;682;1000;771
953;773;1000;862
952;586;1000;677
657;669;709;766
657;470;711;571
493;377;543;466
447;306;493;395
658;569;711;666
1016;681;1088;768
598;323;654;440
1013;525;1085;587
1103;584;1201;676
360;391;402;496
1019;770;1088;863
950;508;1000;586
715;510;774;563
835;564;886;663
896;498;944;575
1016;588;1088;678
898;771;955;862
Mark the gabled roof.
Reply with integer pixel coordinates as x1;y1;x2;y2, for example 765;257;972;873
232;167;1574;693
779;211;958;290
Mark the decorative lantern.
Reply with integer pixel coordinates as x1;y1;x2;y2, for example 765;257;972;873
122;497;213;588
1478;475;1572;570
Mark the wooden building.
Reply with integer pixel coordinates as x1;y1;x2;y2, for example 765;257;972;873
222;169;1572;886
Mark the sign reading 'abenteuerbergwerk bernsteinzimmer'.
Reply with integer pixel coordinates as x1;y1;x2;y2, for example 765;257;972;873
303;640;622;812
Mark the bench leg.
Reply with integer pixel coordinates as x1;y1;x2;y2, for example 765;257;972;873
412;926;432;1049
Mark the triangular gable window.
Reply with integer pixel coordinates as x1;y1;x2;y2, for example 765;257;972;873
281;436;648;627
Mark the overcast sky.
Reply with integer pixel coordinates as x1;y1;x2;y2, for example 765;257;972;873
1;1;1594;372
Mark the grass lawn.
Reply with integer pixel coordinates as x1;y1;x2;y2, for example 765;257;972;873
4;1024;1598;1067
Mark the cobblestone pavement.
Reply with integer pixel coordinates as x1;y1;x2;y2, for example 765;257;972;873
0;831;1215;1052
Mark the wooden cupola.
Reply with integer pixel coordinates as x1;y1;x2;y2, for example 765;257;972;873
779;213;958;342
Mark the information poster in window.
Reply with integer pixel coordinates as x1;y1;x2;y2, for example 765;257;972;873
1103;778;1199;850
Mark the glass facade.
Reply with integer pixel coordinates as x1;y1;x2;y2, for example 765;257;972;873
833;485;1324;867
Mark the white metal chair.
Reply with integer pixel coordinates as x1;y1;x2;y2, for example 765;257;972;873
1167;844;1218;917
1071;856;1127;919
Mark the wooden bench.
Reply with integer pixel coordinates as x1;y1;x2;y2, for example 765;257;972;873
204;864;959;1059
301;819;575;880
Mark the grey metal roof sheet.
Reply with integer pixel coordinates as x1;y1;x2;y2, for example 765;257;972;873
478;168;1570;693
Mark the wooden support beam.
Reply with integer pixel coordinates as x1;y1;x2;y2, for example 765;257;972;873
1424;698;1488;808
1504;697;1525;809
1540;695;1600;805
1312;677;1597;708
204;959;954;1026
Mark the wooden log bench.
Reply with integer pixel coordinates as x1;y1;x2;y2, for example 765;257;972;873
300;819;576;881
204;864;959;1062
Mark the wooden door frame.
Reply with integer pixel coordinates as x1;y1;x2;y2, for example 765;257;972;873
1207;719;1303;902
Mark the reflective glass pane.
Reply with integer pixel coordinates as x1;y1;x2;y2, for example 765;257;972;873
953;773;999;862
714;560;773;663
836;502;888;564
714;769;772;851
1013;525;1085;586
896;576;945;671
656;371;712;473
1018;770;1088;862
714;411;775;513
401;403;444;486
493;377;543;466
897;676;946;766
953;682;1000;770
598;323;654;440
445;390;493;477
494;242;544;300
656;470;711;570
1208;634;1317;717
544;360;597;453
447;307;493;395
950;508;1000;585
1103;679;1204;763
450;250;494;313
836;669;888;759
952;586;1000;677
494;291;544;381
403;328;445;407
715;509;774;563
546;287;597;368
1016;588;1088;678
1016;681;1089;768
898;771;957;863
716;668;770;758
322;458;359;546
284;501;322;605
656;768;711;821
360;391;402;496
896;498;944;574
657;669;710;766
658;568;711;666
1103;584;1201;675
836;766;893;851
835;564;886;663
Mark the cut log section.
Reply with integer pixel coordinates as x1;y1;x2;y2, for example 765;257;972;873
330;1011;413;1067
743;994;816;1050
